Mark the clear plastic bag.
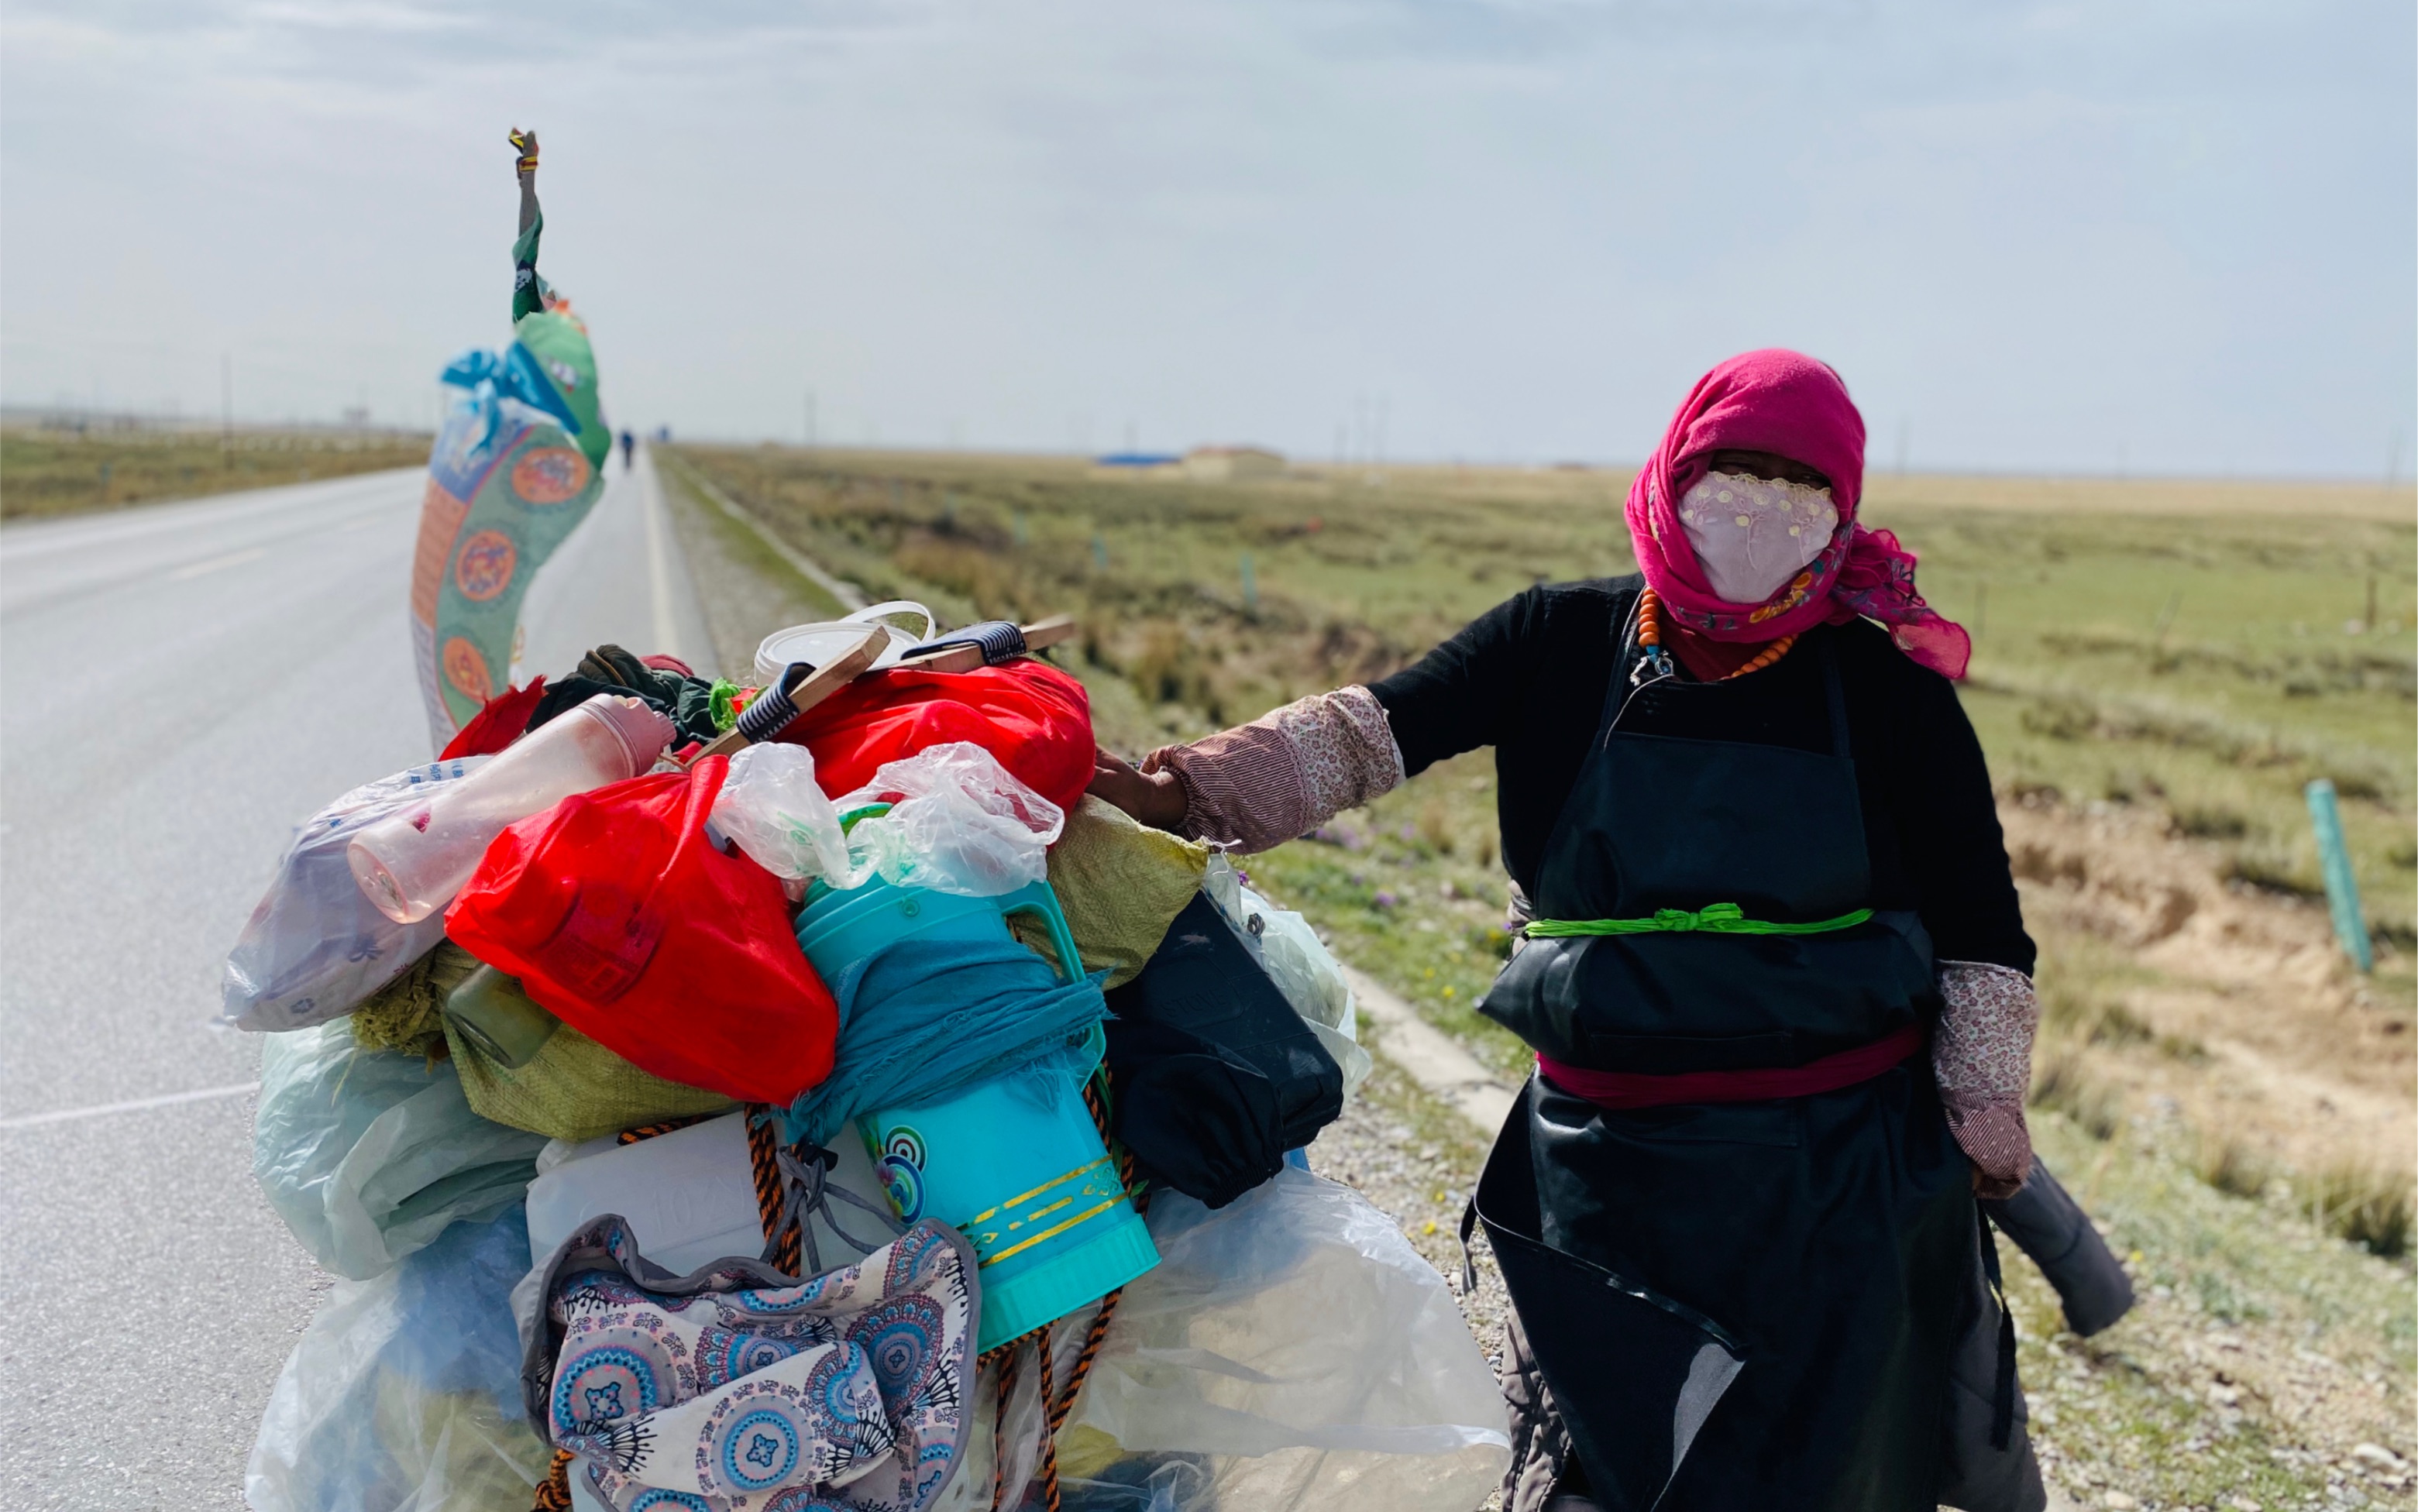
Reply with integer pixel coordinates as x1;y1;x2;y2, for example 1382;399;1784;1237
1203;857;1374;1101
1061;1166;1509;1511
838;741;1066;896
709;741;851;882
219;757;489;1033
246;1203;551;1512
255;1016;549;1280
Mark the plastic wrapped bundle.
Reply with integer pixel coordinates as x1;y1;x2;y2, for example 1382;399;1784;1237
1059;1166;1509;1511
254;1017;548;1280
246;1204;551;1512
218;758;489;1033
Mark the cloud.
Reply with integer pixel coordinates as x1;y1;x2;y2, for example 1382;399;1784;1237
2;0;2409;474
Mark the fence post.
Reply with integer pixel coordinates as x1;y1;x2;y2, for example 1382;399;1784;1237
2304;778;2372;973
1240;552;1257;610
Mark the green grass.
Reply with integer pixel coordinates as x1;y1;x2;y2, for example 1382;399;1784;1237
0;425;432;519
2007;1109;2416;1507
671;442;2418;1490
667;443;2416;947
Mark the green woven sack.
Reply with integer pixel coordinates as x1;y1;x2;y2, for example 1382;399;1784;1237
445;1016;736;1144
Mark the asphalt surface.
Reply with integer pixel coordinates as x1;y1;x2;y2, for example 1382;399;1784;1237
0;448;708;1507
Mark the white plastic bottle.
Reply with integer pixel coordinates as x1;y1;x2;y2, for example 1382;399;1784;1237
347;693;674;923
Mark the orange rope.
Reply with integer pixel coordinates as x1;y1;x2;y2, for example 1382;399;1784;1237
742;1106;803;1273
531;1449;574;1510
1035;1326;1063;1512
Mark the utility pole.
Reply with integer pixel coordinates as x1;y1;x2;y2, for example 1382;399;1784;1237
805;389;817;449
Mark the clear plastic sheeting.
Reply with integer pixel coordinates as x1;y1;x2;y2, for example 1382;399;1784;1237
1202;857;1374;1101
255;1016;549;1280
1061;1166;1509;1511
247;1204;551;1512
712;741;853;883
838;741;1066;896
219;757;490;1032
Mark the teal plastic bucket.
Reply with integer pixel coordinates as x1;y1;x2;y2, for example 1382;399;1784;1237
862;1020;1156;1350
794;874;1157;1350
794;875;1082;1009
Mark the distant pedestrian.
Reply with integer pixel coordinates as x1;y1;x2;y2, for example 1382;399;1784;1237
621;428;635;472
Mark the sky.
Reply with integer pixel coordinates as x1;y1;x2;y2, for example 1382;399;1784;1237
3;0;2412;478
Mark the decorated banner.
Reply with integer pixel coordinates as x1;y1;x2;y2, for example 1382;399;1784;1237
409;160;610;747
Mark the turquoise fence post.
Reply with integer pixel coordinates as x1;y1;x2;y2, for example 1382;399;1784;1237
1240;552;1257;610
1092;534;1108;570
2304;778;2372;973
1013;511;1030;545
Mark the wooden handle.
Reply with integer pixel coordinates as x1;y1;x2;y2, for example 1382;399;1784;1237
693;627;889;759
894;615;1079;674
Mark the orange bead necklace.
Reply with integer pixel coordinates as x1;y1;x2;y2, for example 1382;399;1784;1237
1636;588;1797;681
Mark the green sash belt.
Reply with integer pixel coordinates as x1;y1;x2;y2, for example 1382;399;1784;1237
1524;902;1873;939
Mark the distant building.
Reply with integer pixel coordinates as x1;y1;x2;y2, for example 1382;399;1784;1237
1094;452;1182;470
1183;445;1285;481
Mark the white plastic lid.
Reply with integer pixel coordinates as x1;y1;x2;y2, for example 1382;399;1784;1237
752;603;935;683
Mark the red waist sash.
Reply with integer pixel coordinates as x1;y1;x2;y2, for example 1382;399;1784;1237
1536;1022;1925;1111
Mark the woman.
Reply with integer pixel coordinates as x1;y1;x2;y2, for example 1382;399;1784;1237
1089;350;2045;1510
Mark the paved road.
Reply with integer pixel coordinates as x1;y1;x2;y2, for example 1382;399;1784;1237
0;448;708;1507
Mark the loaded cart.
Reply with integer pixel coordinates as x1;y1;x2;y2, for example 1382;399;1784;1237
232;599;1509;1512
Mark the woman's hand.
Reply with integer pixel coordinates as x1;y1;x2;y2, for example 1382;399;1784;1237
1089;747;1188;832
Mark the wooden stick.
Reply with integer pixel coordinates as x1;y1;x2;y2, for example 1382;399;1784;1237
694;627;888;759
893;614;1078;674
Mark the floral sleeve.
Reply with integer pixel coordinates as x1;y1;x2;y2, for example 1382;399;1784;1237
1144;686;1405;853
1933;960;2040;1199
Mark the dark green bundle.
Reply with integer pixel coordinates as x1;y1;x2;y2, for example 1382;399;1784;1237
526;644;731;747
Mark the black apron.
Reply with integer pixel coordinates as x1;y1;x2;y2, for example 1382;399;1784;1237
1466;620;1973;1512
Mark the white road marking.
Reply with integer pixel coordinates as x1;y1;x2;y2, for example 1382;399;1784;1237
165;546;267;581
0;1080;261;1130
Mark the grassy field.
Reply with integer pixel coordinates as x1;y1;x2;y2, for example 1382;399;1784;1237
0;424;432;519
665;442;2418;1503
663;444;2414;940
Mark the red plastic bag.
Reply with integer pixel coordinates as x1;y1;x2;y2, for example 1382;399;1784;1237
440;676;548;760
779;658;1095;816
444;755;838;1105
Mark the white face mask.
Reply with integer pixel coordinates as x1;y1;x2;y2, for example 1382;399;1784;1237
1677;470;1839;604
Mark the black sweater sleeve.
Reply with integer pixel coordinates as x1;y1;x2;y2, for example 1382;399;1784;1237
1367;588;1547;778
1875;655;2035;974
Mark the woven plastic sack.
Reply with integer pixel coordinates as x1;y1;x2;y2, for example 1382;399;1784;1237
247;1203;550;1512
1060;1165;1508;1511
220;757;490;1033
1008;795;1209;990
447;1017;737;1143
255;1016;549;1280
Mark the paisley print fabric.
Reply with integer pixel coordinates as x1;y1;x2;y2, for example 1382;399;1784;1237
527;1216;976;1512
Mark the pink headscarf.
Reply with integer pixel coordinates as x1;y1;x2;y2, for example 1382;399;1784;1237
1624;349;1970;679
